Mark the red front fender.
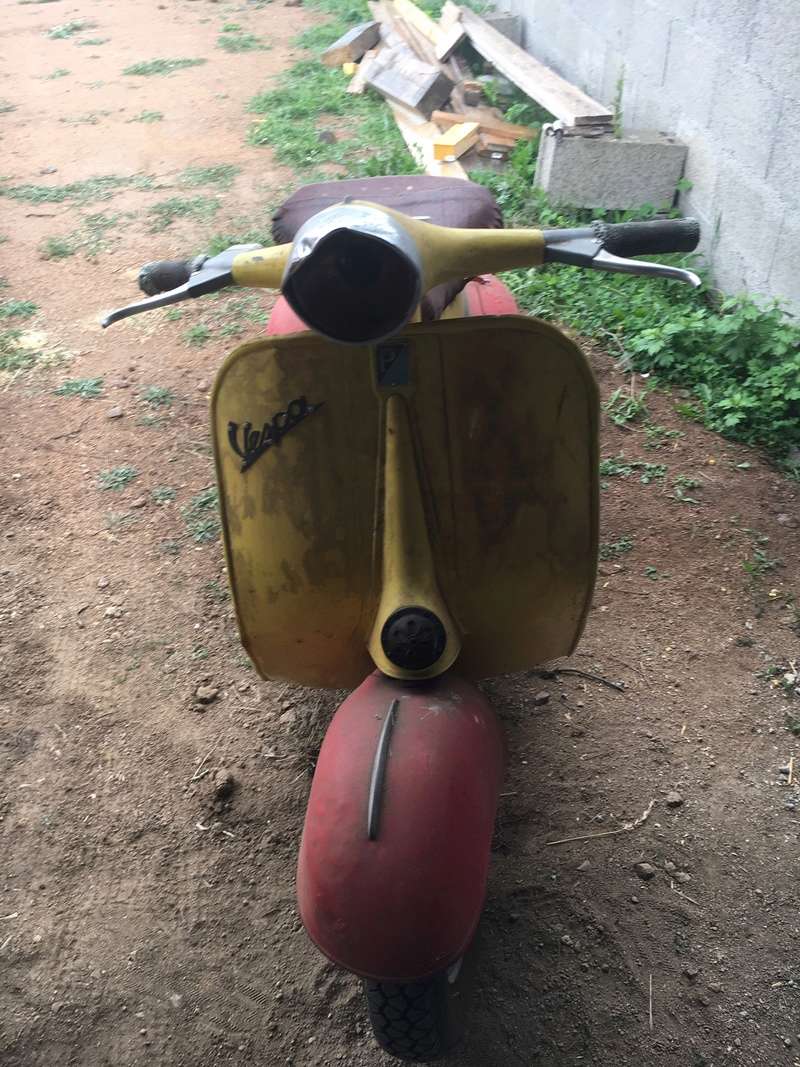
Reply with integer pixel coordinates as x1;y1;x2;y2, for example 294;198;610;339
297;672;505;982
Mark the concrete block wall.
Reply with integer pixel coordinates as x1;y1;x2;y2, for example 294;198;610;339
500;0;800;311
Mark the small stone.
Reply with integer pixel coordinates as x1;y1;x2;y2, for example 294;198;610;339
318;130;336;144
197;380;209;392
130;497;147;509
675;871;692;884
237;681;251;693
107;406;124;419
683;964;699;980
707;982;722;993
532;690;550;706
630;895;640;904
195;685;219;705
665;790;684;808
777;513;797;529
110;378;130;389
577;859;590;871
664;860;677;874
600;962;609;973
212;770;235;804
104;605;123;619
570;726;585;737
40;166;58;175
279;708;297;726
97;576;110;589
697;995;710;1007
633;861;656;880
784;1037;793;1048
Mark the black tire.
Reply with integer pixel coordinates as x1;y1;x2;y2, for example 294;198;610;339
364;969;462;1062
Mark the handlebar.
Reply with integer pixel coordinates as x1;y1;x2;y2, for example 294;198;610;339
102;204;701;339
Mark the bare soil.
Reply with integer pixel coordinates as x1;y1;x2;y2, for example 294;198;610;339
1;2;799;1066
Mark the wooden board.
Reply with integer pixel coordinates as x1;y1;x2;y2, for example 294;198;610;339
346;47;379;94
434;20;466;62
458;7;613;127
367;53;454;118
431;108;536;142
386;99;467;179
391;0;441;44
432;120;479;160
321;21;381;67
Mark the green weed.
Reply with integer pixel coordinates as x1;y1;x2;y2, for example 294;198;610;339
123;58;207;76
222;22;243;32
0;299;38;319
76;37;109;46
1;175;152;205
164;308;184;321
151;486;176;504
204;225;272;256
672;474;701;504
54;376;103;399
142;385;175;407
185;323;212;346
599;536;633;560
183;487;220;543
0;101;16;115
148;195;220;231
599;456;666;484
129;110;164;123
643;422;684;450
41;213;120;261
218;31;269;52
742;547;781;578
97;466;139;491
47;19;94;38
161;539;182;556
204;579;229;603
181;164;241;189
45;68;70;79
105;511;138;531
604;385;650;427
644;565;663;580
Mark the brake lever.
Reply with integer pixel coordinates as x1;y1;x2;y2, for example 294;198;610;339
100;244;262;328
543;235;701;288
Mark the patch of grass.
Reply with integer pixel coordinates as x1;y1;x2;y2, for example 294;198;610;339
0;101;16;115
164;307;184;321
137;413;166;429
185;323;212;346
123;58;207;77
222;22;243;31
97;466;139;491
106;511;138;531
218;31;269;52
151;486;176;504
644;565;664;580
40;213;121;261
204;225;272;256
643;422;684;450
183;487;220;543
604;385;650;427
0;299;38;319
161;539;182;556
129;110;164;123
181;164;241;189
1;174;152;205
0;330;29;373
45;68;70;79
599;536;633;561
142;385;175;407
247;59;418;177
599;456;666;484
672;474;701;504
204;579;229;603
59;112;104;125
20;0;63;5
742;546;781;578
147;195;220;231
47;19;94;38
54;376;103;399
191;645;210;660
76;37;109;46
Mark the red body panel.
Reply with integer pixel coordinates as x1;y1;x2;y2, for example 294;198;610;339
264;274;519;336
297;672;505;981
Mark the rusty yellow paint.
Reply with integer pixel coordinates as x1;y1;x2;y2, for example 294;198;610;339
230;203;545;294
366;394;461;680
211;316;599;688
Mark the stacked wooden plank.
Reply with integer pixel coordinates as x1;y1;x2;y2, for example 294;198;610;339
320;0;615;178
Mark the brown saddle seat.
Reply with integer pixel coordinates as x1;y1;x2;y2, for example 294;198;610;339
272;175;503;321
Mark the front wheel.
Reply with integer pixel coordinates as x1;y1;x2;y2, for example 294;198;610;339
364;961;466;1062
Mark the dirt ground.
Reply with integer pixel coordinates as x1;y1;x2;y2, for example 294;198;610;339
1;2;800;1065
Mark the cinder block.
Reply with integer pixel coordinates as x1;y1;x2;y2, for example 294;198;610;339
662;21;718;128
534;129;688;210
707;64;782;177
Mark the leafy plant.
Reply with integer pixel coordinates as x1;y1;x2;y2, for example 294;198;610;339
185;323;212;346
1;174;152;204
0;299;37;319
45;68;70;79
123;58;207;76
142;385;175;407
147;195;220;231
0;101;16;114
604;384;650;427
742;547;781;578
55;376;103;398
151;486;176;504
129;110;164;123
47;19;94;38
644;565;663;580
76;37;109;46
97;466;139;491
183;487;220;543
672;474;701;504
644;422;683;450
599;536;633;560
181;164;241;189
599;456;666;484
218;31;269;52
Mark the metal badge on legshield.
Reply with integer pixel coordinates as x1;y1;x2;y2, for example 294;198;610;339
228;396;323;471
375;341;411;389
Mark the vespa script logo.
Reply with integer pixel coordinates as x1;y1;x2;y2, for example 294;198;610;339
228;396;324;472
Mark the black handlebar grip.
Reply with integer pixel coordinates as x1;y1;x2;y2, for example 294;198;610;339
593;217;701;257
138;255;207;296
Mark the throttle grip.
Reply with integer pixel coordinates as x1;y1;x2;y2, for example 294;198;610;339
138;255;207;296
593;217;700;257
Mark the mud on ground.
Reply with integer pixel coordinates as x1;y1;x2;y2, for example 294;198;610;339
1;2;799;1065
